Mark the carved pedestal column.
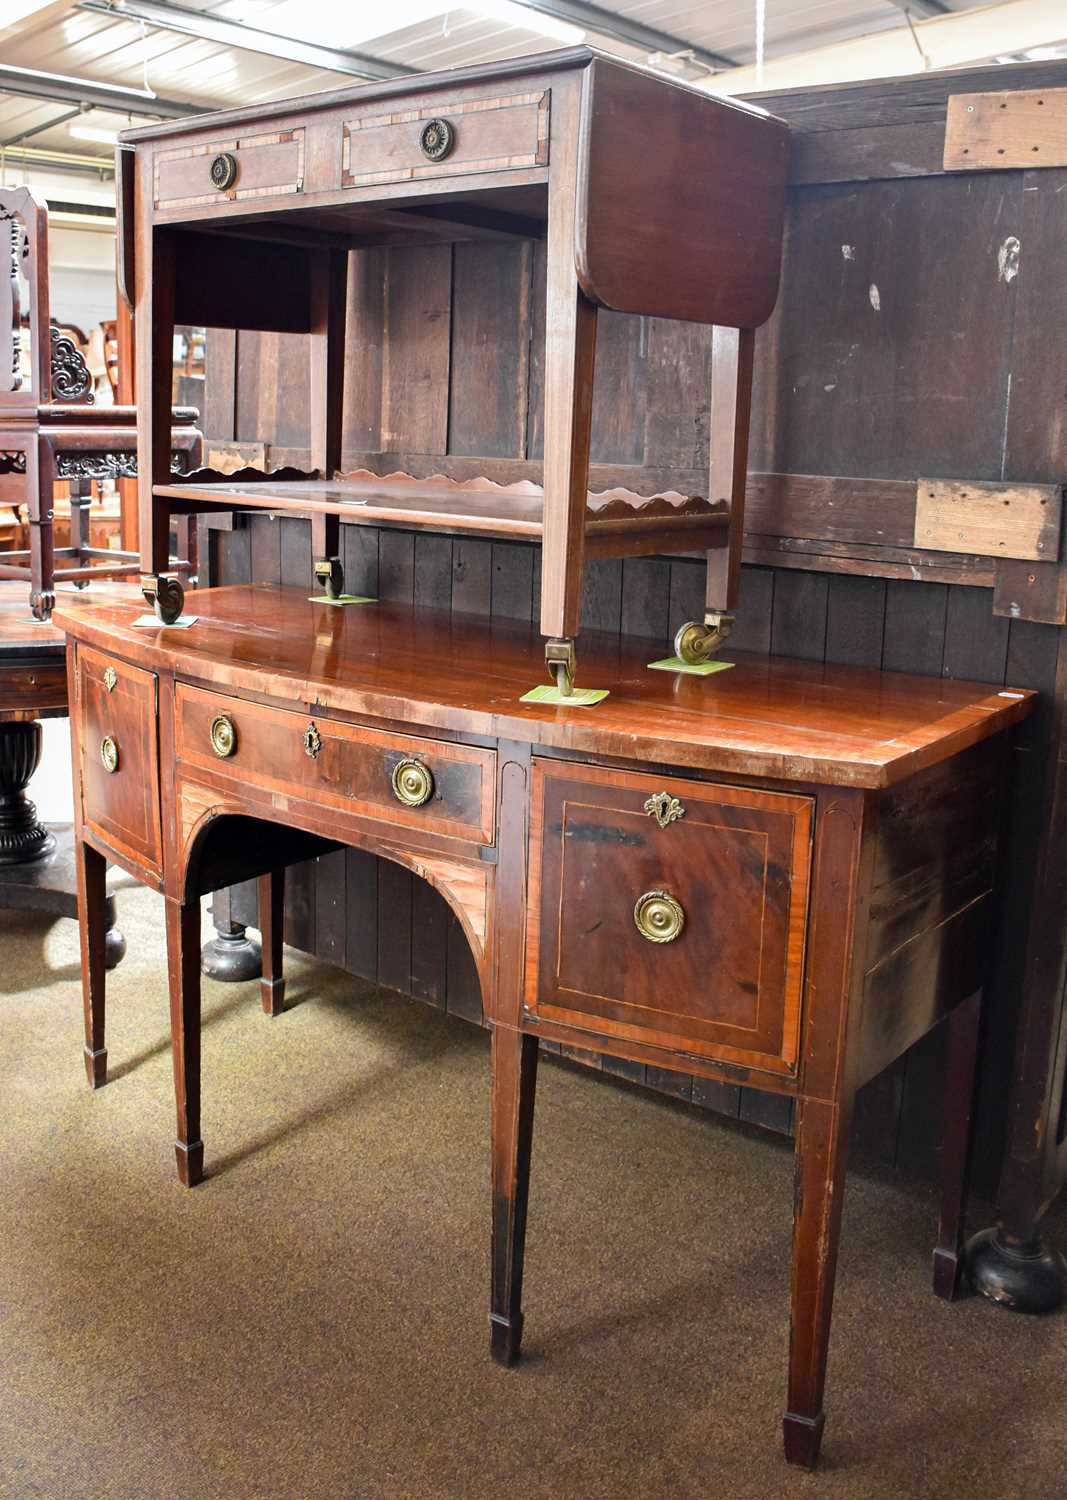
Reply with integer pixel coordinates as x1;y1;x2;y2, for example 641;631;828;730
0;721;53;865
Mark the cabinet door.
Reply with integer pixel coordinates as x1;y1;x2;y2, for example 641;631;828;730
76;645;161;877
526;761;813;1076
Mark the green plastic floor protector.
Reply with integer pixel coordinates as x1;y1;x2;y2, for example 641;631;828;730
647;656;735;676
307;594;377;606
131;614;199;629
520;684;609;708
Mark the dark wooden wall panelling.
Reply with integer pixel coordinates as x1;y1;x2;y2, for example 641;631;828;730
199;135;1064;1192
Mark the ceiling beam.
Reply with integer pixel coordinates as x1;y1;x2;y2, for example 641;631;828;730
702;0;1067;95
0;63;200;117
514;0;737;69
77;0;416;82
883;0;951;17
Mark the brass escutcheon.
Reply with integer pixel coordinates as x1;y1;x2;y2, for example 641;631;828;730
100;736;119;774
103;666;117;693
643;791;685;829
209;714;237;759
391;757;434;808
633;889;685;944
303;721;322;759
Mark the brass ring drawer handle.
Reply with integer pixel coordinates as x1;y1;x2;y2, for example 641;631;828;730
209;714;237;759
634;889;685;944
419;118;454;161
391;757;434;808
100;736;119;774
210;152;238;190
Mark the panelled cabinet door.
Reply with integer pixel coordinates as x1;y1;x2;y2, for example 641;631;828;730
526;760;813;1076
75;645;162;877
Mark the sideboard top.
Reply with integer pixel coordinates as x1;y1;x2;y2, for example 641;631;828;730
54;586;1034;789
118;45;772;147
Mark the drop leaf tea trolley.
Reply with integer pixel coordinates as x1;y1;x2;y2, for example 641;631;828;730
120;47;788;691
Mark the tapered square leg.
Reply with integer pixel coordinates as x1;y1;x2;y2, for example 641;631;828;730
933;989;982;1301
784;1095;852;1469
258;868;286;1016
75;838;108;1088
490;1028;539;1366
166;898;203;1187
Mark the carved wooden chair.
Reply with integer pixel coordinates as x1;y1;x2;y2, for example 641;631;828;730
0;186;202;619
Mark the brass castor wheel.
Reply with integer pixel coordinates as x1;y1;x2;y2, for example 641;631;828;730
143;574;185;625
674;611;735;665
314;556;344;600
545;637;576;697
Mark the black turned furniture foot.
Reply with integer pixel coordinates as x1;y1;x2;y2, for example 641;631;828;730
489;1312;523;1366
201;920;261;982
83;1045;107;1089
966;1226;1067;1313
104;919;126;971
175;1139;205;1188
783;1411;825;1469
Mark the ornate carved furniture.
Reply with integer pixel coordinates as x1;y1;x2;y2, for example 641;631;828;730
0;186;202;619
0;585;123;961
118;47;788;691
57;582;1033;1469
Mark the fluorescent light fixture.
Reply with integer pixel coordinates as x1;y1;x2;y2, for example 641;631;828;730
69;123;121;144
0;62;157;101
264;0;583;50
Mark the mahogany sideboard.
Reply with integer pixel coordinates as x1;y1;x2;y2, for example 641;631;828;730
116;46;788;690
56;582;1033;1469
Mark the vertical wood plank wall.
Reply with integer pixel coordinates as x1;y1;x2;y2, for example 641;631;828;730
199;160;1063;1192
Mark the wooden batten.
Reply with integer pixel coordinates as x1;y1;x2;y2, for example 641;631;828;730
944;88;1067;171
914;479;1062;563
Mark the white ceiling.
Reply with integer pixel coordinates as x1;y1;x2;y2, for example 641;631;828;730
0;0;1063;187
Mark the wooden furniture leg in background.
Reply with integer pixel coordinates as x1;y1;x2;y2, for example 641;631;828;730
76;838;108;1088
539;86;597;697
674;326;755;667
933;990;983;1301
136;231;182;623
783;1095;853;1470
309;246;347;599
26;440;53;622
258;868;286;1017
490;1026;539;1366
166;897;203;1187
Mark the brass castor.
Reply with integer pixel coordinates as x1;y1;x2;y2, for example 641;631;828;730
314;556;344;600
674;611;735;665
545;637;576;697
142;574;185;625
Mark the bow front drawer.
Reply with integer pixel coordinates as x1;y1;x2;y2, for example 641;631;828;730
175;684;496;845
154;129;305;209
341;89;549;188
526;761;813;1076
75;645;161;876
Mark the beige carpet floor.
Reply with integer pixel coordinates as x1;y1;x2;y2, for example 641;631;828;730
2;886;1066;1500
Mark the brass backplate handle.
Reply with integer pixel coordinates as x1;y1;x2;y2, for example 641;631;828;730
391;757;434;808
634;889;685;943
100;736;119;774
210;152;238;190
210;714;237;759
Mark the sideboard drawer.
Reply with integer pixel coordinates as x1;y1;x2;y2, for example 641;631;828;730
526;761;813;1075
76;645;161;875
154;129;305;210
175;685;496;845
341;89;549;189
